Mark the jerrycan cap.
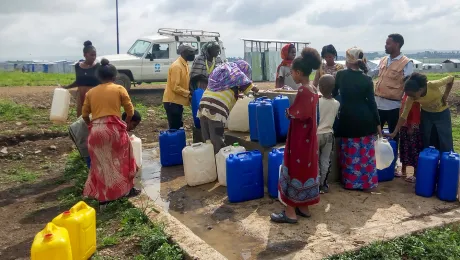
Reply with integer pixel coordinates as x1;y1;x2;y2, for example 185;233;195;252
233;142;239;147
63;210;71;216
44;233;53;240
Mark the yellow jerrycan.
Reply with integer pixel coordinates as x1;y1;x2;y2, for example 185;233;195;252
53;201;96;260
31;222;72;260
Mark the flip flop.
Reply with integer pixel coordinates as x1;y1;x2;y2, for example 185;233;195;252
395;171;405;177
270;211;298;224
126;187;141;198
405;176;416;183
295;207;312;218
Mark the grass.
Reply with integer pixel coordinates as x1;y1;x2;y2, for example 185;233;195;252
3;167;40;183
0;99;36;121
0;71;75;87
326;224;460;260
60;151;184;259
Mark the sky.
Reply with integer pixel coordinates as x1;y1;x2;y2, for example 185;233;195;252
1;0;460;60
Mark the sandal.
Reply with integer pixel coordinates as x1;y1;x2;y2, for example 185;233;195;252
295;207;311;218
126;187;141;198
395;171;405;177
270;211;298;224
405;176;416;183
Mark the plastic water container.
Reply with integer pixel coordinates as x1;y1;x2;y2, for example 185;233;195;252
159;129;186;166
226;151;264;203
256;101;277;147
375;137;395;170
216;143;246;186
272;95;290;140
191;88;204;129
31;222;72;260
377;139;398;182
437;151;460;202
227;97;252;132
416;146;440;197
182;141;217;186
268;147;285;198
52;201;96;260
248;97;270;141
130;134;142;168
50;88;71;123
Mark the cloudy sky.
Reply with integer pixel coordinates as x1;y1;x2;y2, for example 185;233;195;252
1;0;459;60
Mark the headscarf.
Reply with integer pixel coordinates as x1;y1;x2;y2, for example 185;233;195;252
276;44;295;78
207;60;252;92
345;47;365;65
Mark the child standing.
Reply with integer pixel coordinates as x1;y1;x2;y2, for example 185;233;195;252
271;47;322;224
317;75;340;193
397;94;422;182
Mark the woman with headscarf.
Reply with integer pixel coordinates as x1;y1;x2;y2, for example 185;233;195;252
313;44;344;87
198;60;258;154
276;43;300;90
63;40;101;117
190;41;223;91
333;47;383;191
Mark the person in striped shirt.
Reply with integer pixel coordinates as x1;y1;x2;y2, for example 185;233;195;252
198;60;258;154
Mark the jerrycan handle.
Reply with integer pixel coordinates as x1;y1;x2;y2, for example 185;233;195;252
70;201;90;213
43;222;59;239
236;151;252;160
278;147;285;153
191;142;203;148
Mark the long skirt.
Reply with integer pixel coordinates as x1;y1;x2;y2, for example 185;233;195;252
340;135;378;190
83;116;137;202
399;126;422;167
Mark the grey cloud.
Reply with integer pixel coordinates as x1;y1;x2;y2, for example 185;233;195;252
213;0;304;26
0;0;114;15
307;0;460;28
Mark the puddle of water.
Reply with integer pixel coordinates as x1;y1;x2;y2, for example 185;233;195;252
139;148;265;260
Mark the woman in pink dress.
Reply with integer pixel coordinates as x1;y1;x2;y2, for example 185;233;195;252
271;47;322;224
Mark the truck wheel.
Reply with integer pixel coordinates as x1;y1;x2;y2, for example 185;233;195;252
115;73;132;91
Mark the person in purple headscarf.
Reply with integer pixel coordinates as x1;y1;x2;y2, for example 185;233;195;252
198;60;259;154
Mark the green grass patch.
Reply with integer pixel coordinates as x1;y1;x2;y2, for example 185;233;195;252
326;224;460;260
3;167;40;183
60;151;183;259
452;115;460;152
0;71;75;87
0;99;36;121
425;72;460;81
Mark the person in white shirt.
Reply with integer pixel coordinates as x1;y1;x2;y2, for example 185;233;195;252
317;75;340;193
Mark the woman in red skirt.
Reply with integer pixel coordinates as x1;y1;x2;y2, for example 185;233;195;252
81;58;139;204
271;47;322;224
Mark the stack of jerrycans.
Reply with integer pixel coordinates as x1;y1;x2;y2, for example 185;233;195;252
31;201;96;260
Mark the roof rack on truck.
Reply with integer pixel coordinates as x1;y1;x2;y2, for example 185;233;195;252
157;28;220;42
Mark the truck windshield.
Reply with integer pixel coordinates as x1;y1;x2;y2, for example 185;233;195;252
127;40;151;57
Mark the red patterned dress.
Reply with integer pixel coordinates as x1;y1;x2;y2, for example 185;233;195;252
83;116;137;202
278;85;320;207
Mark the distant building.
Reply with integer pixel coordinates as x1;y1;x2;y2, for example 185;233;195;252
441;59;460;72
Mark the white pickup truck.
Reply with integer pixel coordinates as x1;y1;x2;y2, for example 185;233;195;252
102;28;226;91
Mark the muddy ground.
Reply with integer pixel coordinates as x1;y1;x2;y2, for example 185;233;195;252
0;81;459;260
0;82;273;259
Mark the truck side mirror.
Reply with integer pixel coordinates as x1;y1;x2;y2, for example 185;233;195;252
146;53;154;61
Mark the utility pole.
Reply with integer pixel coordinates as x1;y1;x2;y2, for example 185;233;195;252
116;0;120;54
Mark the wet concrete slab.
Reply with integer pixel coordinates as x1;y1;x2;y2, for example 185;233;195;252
138;147;460;260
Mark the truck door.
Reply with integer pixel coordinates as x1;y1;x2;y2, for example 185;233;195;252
142;43;171;81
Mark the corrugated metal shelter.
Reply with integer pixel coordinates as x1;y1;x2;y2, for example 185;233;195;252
241;38;310;82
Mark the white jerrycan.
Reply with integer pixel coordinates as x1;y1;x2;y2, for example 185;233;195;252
50;88;71;123
130;134;142;168
216;143;246;186
182;140;217;186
